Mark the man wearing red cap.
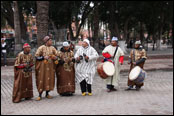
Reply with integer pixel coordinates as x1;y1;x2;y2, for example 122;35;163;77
35;36;59;101
12;43;34;103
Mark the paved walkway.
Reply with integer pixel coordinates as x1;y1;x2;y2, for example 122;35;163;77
1;57;173;114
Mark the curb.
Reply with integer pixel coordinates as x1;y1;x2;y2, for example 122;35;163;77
120;67;173;73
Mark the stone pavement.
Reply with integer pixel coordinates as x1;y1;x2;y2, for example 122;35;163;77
1;57;173;115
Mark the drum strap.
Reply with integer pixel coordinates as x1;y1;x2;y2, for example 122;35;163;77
111;46;118;85
113;46;118;59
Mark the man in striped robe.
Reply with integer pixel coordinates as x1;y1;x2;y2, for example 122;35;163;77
75;39;99;96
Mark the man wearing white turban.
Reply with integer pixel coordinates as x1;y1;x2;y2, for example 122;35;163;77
56;41;76;96
102;37;124;92
125;40;147;91
74;39;99;96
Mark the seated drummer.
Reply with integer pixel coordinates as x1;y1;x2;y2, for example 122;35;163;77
125;40;147;91
102;37;124;92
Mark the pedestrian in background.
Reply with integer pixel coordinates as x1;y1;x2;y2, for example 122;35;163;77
1;37;7;67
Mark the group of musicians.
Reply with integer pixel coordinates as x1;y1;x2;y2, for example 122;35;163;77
12;35;147;103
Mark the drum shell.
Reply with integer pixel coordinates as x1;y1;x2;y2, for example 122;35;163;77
97;63;108;79
133;70;145;84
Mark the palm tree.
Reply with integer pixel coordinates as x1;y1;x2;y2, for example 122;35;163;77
36;1;49;47
13;1;22;55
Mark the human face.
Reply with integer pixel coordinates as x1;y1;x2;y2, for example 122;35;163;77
63;46;70;51
1;39;4;43
46;39;52;46
82;41;88;48
24;47;31;54
111;40;118;46
135;44;140;49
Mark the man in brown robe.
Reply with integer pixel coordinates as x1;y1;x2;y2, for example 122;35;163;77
56;42;75;96
35;36;58;101
125;40;147;91
12;43;34;103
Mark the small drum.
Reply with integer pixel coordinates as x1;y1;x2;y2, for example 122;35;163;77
129;66;146;84
97;61;115;79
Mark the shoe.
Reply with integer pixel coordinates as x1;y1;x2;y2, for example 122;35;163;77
111;88;117;91
125;87;133;91
46;95;53;99
107;89;112;92
36;97;41;101
136;87;140;91
82;92;86;96
88;93;92;96
25;97;32;100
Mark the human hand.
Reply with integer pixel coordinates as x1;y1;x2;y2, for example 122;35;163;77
85;55;89;60
44;56;49;60
133;62;136;65
119;62;123;65
23;63;27;67
51;55;57;60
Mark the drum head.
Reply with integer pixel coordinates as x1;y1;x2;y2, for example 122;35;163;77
103;61;115;76
129;66;141;81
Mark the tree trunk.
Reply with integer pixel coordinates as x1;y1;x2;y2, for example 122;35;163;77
19;9;27;41
171;24;173;48
1;1;14;29
115;22;120;38
93;5;99;51
139;22;144;46
36;1;49;47
124;18;130;44
108;1;119;38
88;19;91;40
51;20;59;42
68;22;76;40
156;12;164;50
13;1;22;55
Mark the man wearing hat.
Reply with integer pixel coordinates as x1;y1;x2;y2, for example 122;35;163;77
75;39;99;96
12;43;34;103
56;41;76;96
125;40;147;91
102;37;124;92
35;36;59;101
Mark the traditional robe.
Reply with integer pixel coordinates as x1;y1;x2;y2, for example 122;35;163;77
102;45;124;89
56;47;75;95
35;45;58;93
75;46;99;85
128;48;147;87
12;51;34;103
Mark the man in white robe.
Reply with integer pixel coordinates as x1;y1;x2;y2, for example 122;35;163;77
75;39;99;96
102;37;124;92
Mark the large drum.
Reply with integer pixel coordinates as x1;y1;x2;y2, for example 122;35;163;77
129;66;146;84
97;61;115;79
